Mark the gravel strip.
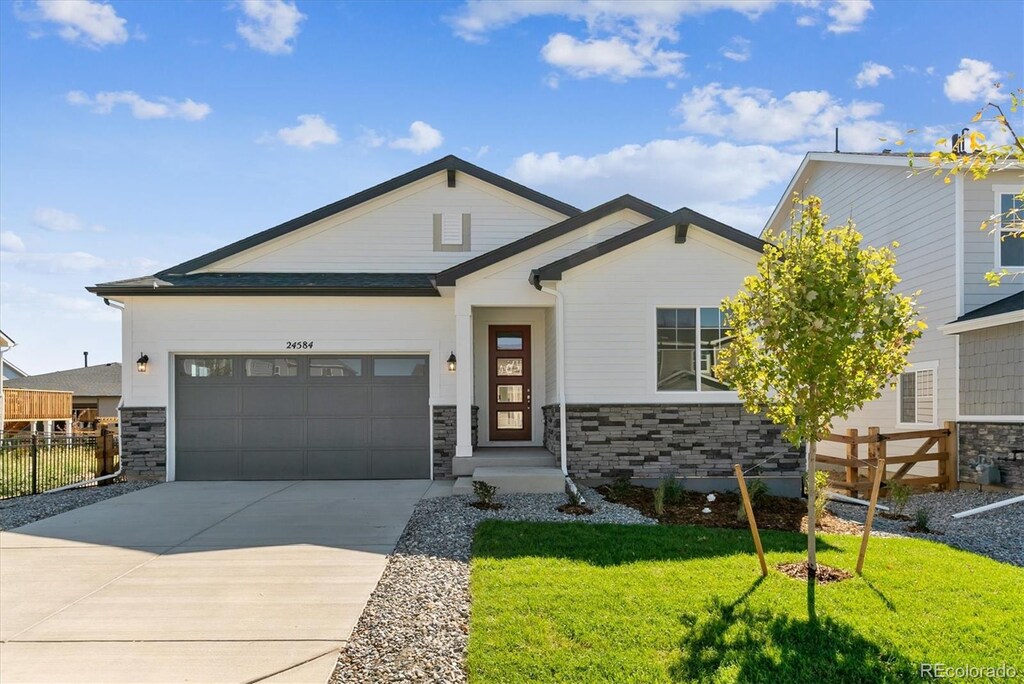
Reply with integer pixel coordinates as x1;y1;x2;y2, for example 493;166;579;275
330;487;652;683
829;489;1024;567
0;481;157;530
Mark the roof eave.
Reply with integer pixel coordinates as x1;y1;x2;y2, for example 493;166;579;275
85;286;440;297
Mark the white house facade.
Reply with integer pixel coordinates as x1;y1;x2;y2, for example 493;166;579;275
764;152;1023;488
91;156;801;488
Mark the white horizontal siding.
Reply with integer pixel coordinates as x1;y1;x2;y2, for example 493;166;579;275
559;227;759;404
963;170;1024;312
799;161;957;461
202;171;568;273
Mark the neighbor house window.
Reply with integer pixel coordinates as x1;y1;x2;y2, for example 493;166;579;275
996;191;1024;268
898;365;936;425
656;307;733;392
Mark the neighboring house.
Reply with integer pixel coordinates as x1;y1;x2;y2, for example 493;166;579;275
3;358;27;381
764;152;1023;488
0;329;13;426
89;155;801;489
5;363;122;419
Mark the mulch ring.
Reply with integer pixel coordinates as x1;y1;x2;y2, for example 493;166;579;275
597;485;863;535
557;503;594;516
776;561;853;584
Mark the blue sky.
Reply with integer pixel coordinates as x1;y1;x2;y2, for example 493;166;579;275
1;0;1021;373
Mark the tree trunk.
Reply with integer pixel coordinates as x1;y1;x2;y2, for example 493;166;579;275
806;440;817;583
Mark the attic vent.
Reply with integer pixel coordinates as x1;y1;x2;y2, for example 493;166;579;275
441;214;462;245
433;213;471;252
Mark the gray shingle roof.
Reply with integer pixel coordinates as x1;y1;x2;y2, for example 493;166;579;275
5;363;121;397
950;291;1024;324
88;273;438;296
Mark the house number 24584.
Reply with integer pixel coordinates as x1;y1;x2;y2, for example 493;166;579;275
285;341;314;349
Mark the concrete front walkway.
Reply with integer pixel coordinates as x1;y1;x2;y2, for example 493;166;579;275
0;480;432;683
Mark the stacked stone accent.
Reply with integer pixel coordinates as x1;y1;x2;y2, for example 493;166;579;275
119;407;167;480
543;403;800;480
958;421;1024;490
432;405;479;480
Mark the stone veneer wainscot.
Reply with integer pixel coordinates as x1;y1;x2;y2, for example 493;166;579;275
958;421;1024;490
544;404;801;480
432;405;478;480
119;407;167;480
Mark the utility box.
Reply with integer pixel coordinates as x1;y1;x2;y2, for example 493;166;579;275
975;462;1001;486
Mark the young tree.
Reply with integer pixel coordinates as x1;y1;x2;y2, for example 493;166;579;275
715;196;925;592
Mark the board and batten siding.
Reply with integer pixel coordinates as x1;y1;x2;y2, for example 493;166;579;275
963;170;1024;313
120;296;458;411
557;226;760;404
199;171;568;274
782;161;957;459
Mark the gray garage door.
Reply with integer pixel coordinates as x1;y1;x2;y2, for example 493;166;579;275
174;355;429;480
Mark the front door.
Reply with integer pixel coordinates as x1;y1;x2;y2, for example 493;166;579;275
488;325;531;441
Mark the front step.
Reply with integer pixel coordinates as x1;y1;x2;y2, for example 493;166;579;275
452;450;557;476
452;466;566;495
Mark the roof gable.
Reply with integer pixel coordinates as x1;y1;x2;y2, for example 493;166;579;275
434;195;666;286
157;155;581;277
531;207;764;286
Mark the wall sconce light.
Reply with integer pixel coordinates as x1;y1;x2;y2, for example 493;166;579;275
137;353;149;373
446;352;457;372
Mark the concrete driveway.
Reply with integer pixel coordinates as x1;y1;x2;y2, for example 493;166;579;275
0;480;433;683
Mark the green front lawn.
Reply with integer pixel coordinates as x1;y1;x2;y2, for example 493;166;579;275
469;522;1023;683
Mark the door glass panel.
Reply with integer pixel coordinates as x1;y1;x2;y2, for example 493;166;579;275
496;385;523;403
496;411;524;429
244;358;298;377
496;358;523;376
180;358;232;378
310;358;362;377
496;333;524;350
374;357;427;377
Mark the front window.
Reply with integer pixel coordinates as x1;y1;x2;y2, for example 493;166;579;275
898;365;936;425
656;307;732;392
997;191;1024;268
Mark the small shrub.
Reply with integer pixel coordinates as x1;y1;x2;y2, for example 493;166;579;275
609;476;632;501
566;487;584;507
473;480;498;506
653;482;666;516
661;477;683;504
888;482;912;517
813;470;830;528
913;507;931;532
737;479;770;522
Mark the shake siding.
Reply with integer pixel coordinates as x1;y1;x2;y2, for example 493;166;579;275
559;228;759;404
200;172;567;273
799;162;957;460
963;170;1024;313
959;322;1024;416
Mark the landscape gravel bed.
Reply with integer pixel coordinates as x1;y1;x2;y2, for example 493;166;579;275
330;487;652;683
0;480;157;530
829;489;1024;567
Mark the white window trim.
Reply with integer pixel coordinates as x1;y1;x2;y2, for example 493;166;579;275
993;185;1024;271
895;360;939;428
651;304;739;401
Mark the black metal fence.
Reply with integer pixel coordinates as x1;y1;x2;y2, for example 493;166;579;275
0;431;118;499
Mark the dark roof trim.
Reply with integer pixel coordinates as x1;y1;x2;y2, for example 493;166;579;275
530;207;765;287
87;272;440;297
156;155;581;277
87;286;439;297
949;291;1023;324
434;195;667;286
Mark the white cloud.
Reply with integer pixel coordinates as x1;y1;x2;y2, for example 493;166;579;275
720;36;751;62
389;121;444;154
448;1;774;81
358;127;387;148
66;90;211;121
675;83;901;151
31;207;107;233
510;137;800;231
796;15;817;26
18;0;128;49
826;0;872;33
855;61;893;88
1;231;25;252
543;73;560;89
943;58;1004;103
0;283;120;323
274;114;340;148
236;0;305;55
1;250;157;274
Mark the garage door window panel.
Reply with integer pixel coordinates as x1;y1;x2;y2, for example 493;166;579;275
309;357;363;378
373;357;428;378
244;358;298;378
180;358;233;378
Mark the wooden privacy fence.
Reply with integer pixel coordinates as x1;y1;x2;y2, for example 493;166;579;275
818;421;957;493
3;388;73;422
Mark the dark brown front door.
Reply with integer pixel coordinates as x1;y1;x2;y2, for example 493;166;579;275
488;325;531;441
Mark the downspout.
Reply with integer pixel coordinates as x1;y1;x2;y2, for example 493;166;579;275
539;283;568;475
